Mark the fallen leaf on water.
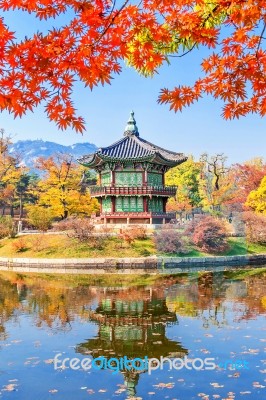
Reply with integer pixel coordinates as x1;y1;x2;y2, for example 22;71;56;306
153;383;175;389
44;359;54;364
210;382;224;388
3;384;17;392
200;349;210;354
252;382;265;388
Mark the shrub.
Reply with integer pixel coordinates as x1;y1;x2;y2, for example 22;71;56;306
12;238;27;253
55;217;95;242
0;216;15;239
26;206;54;232
119;225;147;247
129;225;147;240
54;217;106;249
187;215;229;254
242;211;266;244
30;235;48;252
153;227;189;254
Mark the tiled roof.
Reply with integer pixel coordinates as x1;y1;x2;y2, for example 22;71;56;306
78;112;187;167
101;136;153;159
98;134;185;161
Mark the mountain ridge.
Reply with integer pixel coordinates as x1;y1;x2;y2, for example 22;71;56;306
9;139;98;171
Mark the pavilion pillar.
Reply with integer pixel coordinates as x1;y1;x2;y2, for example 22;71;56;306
111;171;115;186
163;198;167;212
143;197;148;212
99;198;102;213
111;197;115;213
144;170;148;185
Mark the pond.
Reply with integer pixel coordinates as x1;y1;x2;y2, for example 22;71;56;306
0;270;265;399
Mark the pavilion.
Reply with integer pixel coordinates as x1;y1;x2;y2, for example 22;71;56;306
78;112;187;224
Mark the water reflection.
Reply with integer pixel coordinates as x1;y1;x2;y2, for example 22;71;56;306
0;270;265;399
77;287;188;397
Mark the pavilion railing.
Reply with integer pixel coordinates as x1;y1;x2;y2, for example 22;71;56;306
100;212;176;219
89;185;177;196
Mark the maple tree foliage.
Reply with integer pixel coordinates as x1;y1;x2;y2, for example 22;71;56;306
165;157;203;212
29;154;99;219
245;175;266;214
228;158;266;206
0;0;265;132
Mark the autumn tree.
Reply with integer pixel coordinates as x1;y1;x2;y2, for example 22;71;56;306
31;154;99;219
26;205;54;231
199;153;232;210
245;175;266;215
0;129;26;216
228;158;266;208
0;1;265;131
165;157;203;212
242;211;266;244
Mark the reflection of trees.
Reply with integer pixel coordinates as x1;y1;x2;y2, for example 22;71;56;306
25;285;96;332
0;274;96;334
166;273;228;328
166;272;266;328
77;287;188;398
231;276;266;322
0;277;21;340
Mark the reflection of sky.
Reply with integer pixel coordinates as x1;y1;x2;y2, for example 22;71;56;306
1;9;266;162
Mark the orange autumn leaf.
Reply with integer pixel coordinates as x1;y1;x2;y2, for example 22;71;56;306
0;0;265;132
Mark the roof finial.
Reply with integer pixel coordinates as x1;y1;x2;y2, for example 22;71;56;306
124;110;139;137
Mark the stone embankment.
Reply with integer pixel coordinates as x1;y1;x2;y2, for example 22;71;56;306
0;254;265;274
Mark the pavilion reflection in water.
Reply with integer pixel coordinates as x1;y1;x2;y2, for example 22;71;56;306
76;287;188;398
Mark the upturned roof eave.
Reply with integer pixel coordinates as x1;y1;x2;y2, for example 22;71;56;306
78;151;188;168
77;153;103;168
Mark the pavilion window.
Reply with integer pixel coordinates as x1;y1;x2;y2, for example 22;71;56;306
115;172;142;187
102;197;112;212
101;172;111;186
115;196;143;212
148;197;163;212
147;173;163;186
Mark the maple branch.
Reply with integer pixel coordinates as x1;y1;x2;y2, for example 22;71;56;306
168;43;197;58
164;4;220;58
256;21;266;54
91;0;130;48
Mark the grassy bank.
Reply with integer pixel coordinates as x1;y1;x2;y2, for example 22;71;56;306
0;234;265;258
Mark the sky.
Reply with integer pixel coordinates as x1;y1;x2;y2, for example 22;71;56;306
1;7;266;164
